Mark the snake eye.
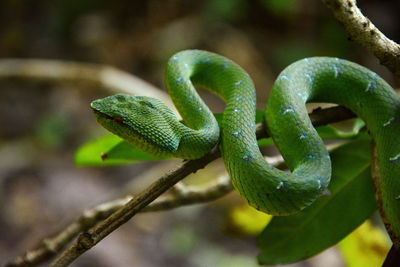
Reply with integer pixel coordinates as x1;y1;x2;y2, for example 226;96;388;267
138;100;156;109
115;94;128;102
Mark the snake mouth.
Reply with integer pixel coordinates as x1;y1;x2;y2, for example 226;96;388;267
91;108;125;124
90;107;144;138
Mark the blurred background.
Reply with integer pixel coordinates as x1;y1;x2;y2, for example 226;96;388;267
0;0;399;266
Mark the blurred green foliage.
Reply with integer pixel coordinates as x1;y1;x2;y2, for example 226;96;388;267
260;0;297;16
34;114;70;148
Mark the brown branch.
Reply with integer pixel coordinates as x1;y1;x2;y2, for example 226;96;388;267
321;0;400;77
48;147;222;266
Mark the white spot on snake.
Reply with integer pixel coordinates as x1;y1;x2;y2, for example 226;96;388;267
183;63;189;69
389;153;400;163
242;154;252;162
234;80;243;87
171;56;179;62
299;132;307;139
296;90;307;102
306;154;316;159
233;107;241;113
306;73;313;84
304;58;309;63
232;131;241;138
235;97;243;102
383;117;395;127
279;75;289;82
276;182;284;190
222;63;229;70
176;77;184;84
365;82;373;92
317;179;322;190
281;105;295;115
197;107;203;111
333;65;340;78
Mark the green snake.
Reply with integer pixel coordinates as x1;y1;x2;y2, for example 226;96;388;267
91;50;400;246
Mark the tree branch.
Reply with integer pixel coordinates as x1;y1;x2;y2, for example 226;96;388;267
43;106;354;267
48;148;222;266
0;59;173;105
321;0;400;77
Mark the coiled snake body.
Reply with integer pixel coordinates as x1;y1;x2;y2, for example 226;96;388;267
91;50;400;246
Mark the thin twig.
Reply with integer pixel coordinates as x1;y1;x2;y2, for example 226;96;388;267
321;0;400;77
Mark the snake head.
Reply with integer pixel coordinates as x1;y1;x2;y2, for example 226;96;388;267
90;94;180;155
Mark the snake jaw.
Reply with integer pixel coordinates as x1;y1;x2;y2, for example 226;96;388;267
90;94;180;155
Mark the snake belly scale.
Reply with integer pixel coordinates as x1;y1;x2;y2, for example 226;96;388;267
90;50;400;246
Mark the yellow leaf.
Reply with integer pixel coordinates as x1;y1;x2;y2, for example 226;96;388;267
228;205;272;236
338;220;390;267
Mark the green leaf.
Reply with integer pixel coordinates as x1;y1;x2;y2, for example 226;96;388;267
257;118;364;148
317;119;365;139
74;134;167;166
258;133;376;265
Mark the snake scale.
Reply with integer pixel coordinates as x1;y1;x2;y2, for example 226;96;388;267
91;50;400;246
